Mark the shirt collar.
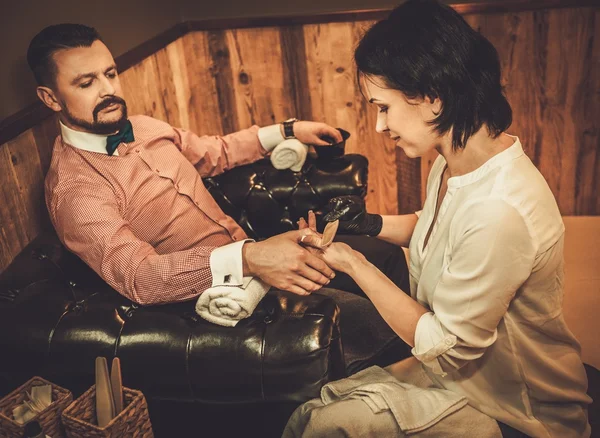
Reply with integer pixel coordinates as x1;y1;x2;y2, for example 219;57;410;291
60;121;120;156
447;135;524;189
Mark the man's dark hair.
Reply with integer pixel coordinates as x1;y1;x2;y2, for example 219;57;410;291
27;23;102;87
355;0;512;150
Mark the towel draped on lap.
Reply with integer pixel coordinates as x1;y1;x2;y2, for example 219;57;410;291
283;365;502;437
270;139;309;172
195;278;270;327
321;366;468;434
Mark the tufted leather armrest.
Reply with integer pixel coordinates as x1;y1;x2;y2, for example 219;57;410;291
204;154;368;239
0;234;346;402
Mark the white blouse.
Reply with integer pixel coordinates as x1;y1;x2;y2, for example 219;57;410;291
409;137;591;437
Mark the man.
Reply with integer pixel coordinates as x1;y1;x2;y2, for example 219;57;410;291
28;23;410;370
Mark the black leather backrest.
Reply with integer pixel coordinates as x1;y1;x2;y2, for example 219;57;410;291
204;154;368;239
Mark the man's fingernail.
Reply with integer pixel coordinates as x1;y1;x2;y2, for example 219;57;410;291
330;273;336;279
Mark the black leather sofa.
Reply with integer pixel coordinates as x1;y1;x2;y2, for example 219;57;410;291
0;153;408;436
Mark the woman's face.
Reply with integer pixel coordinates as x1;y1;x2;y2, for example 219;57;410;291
363;75;443;158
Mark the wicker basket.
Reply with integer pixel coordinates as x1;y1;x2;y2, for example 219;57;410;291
0;376;73;438
61;385;153;438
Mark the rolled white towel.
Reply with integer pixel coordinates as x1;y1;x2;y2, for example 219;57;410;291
270;139;309;172
195;278;270;327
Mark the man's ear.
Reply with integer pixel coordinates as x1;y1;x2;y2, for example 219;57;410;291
36;86;62;112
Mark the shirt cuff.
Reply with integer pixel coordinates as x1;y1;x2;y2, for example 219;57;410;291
209;239;254;287
411;312;457;376
258;124;285;152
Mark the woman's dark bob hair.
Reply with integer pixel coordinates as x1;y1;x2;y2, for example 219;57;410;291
355;0;512;150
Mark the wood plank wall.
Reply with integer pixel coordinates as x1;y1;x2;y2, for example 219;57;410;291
0;6;598;271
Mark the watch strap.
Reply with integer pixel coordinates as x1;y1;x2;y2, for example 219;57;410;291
283;118;297;139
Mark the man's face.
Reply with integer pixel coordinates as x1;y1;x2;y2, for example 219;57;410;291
49;40;127;134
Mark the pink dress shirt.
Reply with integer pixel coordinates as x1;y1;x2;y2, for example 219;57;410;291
45;115;281;305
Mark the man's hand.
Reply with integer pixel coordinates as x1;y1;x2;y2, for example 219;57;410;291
242;230;335;296
323;195;383;237
288;121;343;146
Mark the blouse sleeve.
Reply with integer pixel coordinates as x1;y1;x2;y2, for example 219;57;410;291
411;199;537;375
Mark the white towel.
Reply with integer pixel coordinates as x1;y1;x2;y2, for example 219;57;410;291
270;139;309;172
195;278;270;327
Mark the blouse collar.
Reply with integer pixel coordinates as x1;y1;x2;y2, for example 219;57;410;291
447;135;523;189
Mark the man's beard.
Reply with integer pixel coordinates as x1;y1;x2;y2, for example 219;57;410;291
61;96;128;135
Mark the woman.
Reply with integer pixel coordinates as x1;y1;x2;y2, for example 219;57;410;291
293;0;591;436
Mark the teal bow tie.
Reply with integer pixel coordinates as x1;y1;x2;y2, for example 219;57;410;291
106;120;134;156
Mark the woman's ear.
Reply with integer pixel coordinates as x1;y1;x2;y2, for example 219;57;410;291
429;95;442;116
36;86;62;112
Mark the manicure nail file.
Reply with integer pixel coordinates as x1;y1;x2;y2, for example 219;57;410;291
321;220;339;247
111;357;124;415
95;356;115;427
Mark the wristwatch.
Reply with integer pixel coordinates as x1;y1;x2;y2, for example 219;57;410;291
282;118;298;139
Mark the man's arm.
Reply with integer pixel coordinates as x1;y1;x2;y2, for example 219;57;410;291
170;120;343;178
171;124;276;178
50;178;336;303
50;179;222;306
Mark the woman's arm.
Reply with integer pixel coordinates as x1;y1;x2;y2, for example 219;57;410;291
300;210;425;344
347;253;428;347
378;213;419;248
321;196;419;246
309;238;428;347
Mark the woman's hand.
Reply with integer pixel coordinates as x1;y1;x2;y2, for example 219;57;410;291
322;195;383;236
298;211;366;274
320;241;366;274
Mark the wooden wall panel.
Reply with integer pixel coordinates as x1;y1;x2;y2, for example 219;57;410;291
0;126;55;270
590;9;600;216
119;55;169;123
303;23;359;132
5;131;45;238
280;26;314;121
0;5;598;272
0;143;28;267
227;28;293;128
304;21;399;214
31;116;59;175
207;30;241;134
184;32;227;136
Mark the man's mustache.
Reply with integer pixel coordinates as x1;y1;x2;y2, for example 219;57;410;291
93;97;127;118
